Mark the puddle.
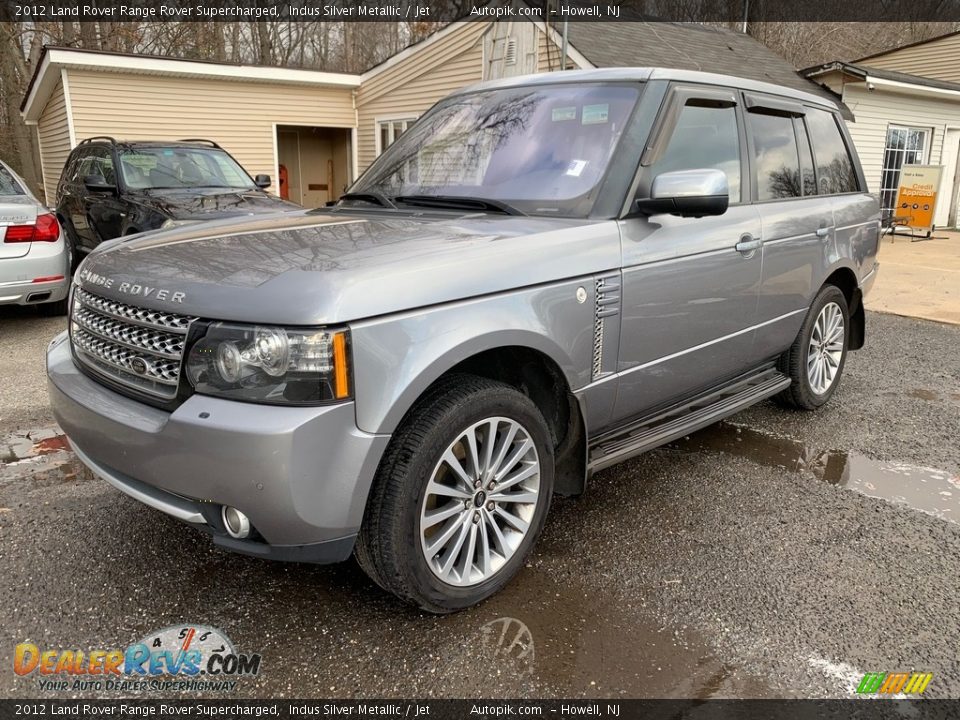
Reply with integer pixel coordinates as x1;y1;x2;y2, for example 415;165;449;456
907;388;938;401
673;423;960;524
440;568;776;698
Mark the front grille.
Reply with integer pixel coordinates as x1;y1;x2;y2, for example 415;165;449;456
70;287;197;400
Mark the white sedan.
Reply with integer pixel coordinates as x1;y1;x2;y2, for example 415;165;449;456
0;159;70;316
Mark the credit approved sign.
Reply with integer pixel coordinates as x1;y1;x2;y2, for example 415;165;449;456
894;164;943;234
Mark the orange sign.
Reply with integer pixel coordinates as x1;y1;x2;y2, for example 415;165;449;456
894;165;943;233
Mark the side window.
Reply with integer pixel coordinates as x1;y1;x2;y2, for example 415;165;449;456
651;100;741;203
749;111;802;201
75;154;96;182
87;147;117;185
805;108;859;194
795;118;816;196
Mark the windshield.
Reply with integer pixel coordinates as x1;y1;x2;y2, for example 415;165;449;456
350;83;641;216
0;165;25;196
117;147;256;191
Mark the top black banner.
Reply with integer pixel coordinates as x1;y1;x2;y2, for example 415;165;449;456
2;0;960;22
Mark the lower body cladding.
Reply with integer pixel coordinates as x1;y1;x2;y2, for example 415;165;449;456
45;332;390;563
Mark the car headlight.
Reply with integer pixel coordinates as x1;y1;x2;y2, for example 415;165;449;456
185;323;351;405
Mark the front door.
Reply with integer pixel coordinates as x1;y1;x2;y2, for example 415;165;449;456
614;84;762;423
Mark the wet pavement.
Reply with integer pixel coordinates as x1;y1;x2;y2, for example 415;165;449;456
1;310;959;699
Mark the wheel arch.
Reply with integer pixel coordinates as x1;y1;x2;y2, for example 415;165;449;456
353;329;589;498
823;264;864;350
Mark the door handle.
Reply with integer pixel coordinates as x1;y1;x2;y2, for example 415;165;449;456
735;236;761;254
816;227;832;238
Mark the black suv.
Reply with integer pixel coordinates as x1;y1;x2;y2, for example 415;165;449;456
56;138;300;263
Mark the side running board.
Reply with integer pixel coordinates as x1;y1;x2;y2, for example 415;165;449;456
588;366;791;473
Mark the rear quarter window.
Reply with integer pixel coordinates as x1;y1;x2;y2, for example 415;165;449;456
805;108;859;194
0;165;24;195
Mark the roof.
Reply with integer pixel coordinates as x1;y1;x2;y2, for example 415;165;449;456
801;60;960;99
21;46;360;121
458;67;843;114
566;22;850;118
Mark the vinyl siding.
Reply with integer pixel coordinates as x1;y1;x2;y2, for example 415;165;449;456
861;34;960;84
841;83;960;197
36;80;72;204
66;69;356;182
536;26;577;72
356;22;488;171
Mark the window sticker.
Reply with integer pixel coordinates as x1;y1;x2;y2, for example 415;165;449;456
566;160;588;177
552;106;577;122
582;104;609;125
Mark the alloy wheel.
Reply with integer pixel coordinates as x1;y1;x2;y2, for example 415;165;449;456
419;416;541;587
807;301;845;395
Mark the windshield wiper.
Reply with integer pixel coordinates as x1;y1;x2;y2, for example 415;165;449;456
394;195;524;216
339;191;397;209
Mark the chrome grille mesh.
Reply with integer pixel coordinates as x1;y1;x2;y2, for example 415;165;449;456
74;287;193;331
70;288;197;400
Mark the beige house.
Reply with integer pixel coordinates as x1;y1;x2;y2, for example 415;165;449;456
804;31;960;229
22;20;839;208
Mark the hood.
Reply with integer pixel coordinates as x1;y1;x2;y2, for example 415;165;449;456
128;188;300;220
76;209;620;325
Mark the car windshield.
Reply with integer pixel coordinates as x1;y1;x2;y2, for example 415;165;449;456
117;147;256;191
350;83;641;216
0;165;25;196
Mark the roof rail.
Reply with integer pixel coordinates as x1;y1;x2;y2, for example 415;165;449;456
78;136;117;146
178;138;222;149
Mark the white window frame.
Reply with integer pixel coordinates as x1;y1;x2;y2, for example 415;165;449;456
375;116;418;157
880;124;932;219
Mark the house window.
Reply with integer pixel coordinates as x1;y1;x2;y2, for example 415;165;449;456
377;118;417;156
880;125;930;220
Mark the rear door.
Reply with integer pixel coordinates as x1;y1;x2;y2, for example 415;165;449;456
805;107;879;286
614;83;763;422
747;95;836;358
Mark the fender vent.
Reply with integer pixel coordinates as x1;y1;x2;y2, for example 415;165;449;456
593;275;620;380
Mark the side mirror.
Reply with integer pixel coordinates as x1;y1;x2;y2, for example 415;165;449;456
254;174;271;189
634;169;729;218
84;174;116;193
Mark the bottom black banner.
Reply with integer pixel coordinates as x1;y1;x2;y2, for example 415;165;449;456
1;699;958;720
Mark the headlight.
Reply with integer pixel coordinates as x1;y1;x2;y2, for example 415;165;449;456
185;323;351;405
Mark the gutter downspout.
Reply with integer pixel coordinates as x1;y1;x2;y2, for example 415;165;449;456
561;20;568;71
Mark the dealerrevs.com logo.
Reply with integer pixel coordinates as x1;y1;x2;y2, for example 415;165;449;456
14;624;261;693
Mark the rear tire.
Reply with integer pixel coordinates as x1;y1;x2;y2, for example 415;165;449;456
776;284;849;410
356;374;554;613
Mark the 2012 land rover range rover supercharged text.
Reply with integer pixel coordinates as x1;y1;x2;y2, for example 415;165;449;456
47;69;879;612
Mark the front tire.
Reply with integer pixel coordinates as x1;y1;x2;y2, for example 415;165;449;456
776;284;849;410
356;374;554;613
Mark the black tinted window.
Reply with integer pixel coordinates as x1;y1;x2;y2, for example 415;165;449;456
749;112;802;200
653;101;741;203
806;108;859;194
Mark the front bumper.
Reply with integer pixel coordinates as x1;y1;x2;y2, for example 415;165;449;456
46;332;390;562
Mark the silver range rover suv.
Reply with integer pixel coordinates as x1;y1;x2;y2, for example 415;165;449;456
47;69;879;612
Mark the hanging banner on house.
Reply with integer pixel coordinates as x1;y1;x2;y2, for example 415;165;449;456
894;165;943;234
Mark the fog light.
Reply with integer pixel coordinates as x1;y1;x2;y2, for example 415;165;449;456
221;506;251;539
